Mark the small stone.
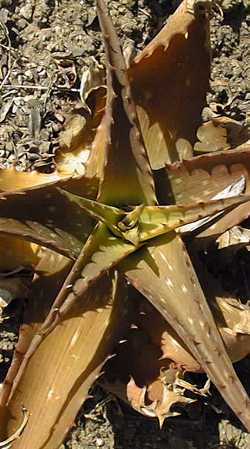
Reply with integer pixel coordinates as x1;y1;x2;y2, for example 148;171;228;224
71;46;85;57
54;113;65;124
0;1;12;7
16;18;28;30
28;153;41;161
5;142;12;152
39;129;50;141
52;123;61;133
39;142;51;153
96;438;104;447
19;3;33;21
0;8;9;23
7;154;16;163
5;148;11;159
25;69;34;81
15;163;27;172
4;149;10;157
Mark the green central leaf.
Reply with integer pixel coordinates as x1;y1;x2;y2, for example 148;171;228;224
138;195;250;241
96;0;157;207
59;188;124;229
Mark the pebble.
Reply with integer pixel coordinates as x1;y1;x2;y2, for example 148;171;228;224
71;46;86;57
0;1;12;8
28;153;41;161
52;123;61;133
39;142;51;153
7;154;16;162
96;437;104;447
5;143;13;152
0;8;9;23
16;18;28;30
19;3;33;21
24;69;34;81
54;113;65;124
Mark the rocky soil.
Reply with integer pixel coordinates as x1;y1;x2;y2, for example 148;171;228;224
0;1;249;448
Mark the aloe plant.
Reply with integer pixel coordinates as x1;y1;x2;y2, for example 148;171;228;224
0;1;250;448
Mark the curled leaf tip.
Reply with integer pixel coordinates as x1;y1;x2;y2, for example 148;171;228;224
0;407;28;448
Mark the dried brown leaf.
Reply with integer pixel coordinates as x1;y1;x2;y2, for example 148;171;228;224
127;376;195;427
137;300;201;372
195;199;250;245
166;145;250;205
217;226;250;253
0;407;28;449
103;323;202;426
79;60;106;113
194;117;250;153
129;0;210;168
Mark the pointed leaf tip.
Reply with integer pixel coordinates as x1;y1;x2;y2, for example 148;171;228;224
96;0;157;207
130;0;210;168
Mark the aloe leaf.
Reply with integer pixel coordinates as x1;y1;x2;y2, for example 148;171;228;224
0;169;70;192
96;0;156;206
195;200;250;245
166;145;250;204
138;194;250;241
0;252;72;408
59;188;124;226
129;0;210;168
0;236;40;271
178;177;246;234
0;185;94;258
4;222;136;384
0;217;81;260
120;234;250;431
45;223;135;324
165;145;250;242
0;222;136;418
0;407;28;448
1;273;128;449
1;0;249;440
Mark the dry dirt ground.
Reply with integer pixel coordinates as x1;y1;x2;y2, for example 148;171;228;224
0;0;250;448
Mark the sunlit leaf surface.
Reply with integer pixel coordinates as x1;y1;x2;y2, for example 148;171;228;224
0;1;250;448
